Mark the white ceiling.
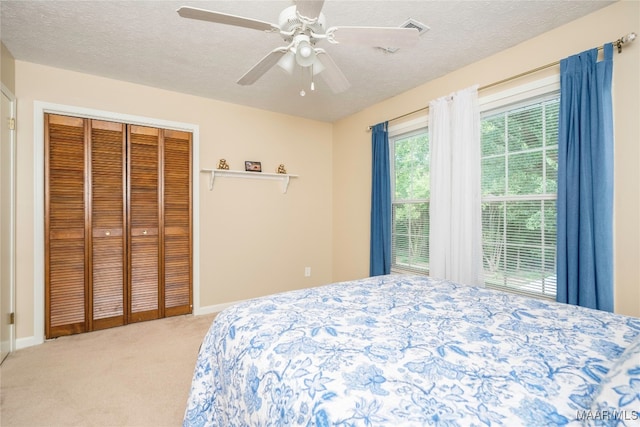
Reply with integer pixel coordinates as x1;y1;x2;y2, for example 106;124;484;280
0;0;614;122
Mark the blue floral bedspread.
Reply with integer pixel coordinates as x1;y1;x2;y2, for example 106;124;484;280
184;275;640;426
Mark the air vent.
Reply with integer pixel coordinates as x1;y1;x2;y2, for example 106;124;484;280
401;18;430;35
377;18;430;53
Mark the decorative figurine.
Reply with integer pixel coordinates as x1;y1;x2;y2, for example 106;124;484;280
217;159;229;170
277;164;287;174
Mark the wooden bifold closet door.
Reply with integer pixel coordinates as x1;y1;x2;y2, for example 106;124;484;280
45;114;192;339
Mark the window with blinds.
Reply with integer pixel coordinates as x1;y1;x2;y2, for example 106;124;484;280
391;129;430;273
481;94;559;298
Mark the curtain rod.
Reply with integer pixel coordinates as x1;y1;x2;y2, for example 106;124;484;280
367;32;636;131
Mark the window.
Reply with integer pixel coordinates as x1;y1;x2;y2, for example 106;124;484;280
388;78;559;300
481;94;559;298
390;128;430;273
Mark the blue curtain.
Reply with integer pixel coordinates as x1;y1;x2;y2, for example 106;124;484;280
557;43;614;311
370;122;391;276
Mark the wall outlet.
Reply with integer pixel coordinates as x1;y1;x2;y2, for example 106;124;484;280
304;267;311;277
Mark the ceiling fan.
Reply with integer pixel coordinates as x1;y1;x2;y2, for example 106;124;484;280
177;0;419;95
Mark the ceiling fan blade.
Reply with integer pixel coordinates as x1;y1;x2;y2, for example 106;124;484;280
237;48;288;86
177;6;279;32
315;50;350;93
294;0;325;20
329;26;419;48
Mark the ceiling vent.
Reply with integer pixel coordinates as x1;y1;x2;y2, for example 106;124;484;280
378;18;430;53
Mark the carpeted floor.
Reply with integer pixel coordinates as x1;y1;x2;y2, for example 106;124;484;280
0;313;216;427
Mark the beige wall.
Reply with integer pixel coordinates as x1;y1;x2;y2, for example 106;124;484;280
14;62;333;343
333;1;640;317
1;43;16;93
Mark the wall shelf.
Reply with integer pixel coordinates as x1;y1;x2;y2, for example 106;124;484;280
201;169;299;193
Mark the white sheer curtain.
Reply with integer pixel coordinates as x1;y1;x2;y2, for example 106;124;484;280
429;85;484;286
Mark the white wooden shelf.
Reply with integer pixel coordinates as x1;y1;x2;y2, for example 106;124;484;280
201;169;299;193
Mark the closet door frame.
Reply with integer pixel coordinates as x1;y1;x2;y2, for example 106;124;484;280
32;102;200;346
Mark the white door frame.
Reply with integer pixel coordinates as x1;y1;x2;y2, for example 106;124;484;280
1;84;16;362
30;101;200;347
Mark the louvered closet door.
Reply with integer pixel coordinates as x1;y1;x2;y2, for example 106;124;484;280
163;130;192;316
46;115;192;337
128;125;161;322
90;120;126;330
45;114;88;338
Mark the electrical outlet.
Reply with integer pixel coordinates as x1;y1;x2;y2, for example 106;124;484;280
304;267;311;277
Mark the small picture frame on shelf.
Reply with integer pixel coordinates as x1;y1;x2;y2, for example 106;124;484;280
245;161;262;172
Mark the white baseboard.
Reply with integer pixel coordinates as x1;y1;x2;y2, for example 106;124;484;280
16;335;44;350
194;299;246;316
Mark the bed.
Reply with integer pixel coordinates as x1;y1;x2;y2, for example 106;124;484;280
184;274;640;426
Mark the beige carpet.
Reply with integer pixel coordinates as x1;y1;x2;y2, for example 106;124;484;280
0;313;217;427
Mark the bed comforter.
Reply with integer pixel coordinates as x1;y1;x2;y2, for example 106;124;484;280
184;274;640;426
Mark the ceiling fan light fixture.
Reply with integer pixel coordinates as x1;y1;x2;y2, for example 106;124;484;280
299;44;313;58
295;38;316;67
311;57;325;75
277;50;296;74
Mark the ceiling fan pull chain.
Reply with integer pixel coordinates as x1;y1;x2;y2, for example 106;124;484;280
311;64;316;91
299;66;306;97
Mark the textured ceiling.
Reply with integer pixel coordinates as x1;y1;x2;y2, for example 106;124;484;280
0;0;614;122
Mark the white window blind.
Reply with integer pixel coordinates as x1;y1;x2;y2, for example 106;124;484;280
390;129;430;273
481;95;559;298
